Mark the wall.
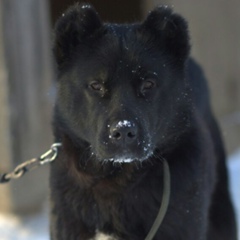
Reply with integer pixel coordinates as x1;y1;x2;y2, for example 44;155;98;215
0;0;53;214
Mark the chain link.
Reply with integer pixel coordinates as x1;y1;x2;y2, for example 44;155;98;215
0;143;62;184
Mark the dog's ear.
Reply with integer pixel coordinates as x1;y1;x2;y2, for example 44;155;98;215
142;6;190;62
53;4;102;67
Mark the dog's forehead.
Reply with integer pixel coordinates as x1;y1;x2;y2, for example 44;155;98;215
86;26;163;81
71;24;165;85
95;27;142;66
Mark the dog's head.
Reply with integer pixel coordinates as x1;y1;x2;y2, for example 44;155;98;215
53;4;191;164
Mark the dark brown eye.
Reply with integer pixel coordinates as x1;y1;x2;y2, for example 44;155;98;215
142;79;156;91
89;81;104;91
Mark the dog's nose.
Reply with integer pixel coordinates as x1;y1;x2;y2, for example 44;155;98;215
109;120;138;144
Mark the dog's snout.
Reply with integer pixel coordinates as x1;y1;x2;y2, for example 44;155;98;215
109;121;138;144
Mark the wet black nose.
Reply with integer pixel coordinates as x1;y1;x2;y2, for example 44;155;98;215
109;121;138;144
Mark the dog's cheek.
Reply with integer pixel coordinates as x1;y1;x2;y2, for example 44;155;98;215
56;86;96;143
82;102;106;149
96;115;111;154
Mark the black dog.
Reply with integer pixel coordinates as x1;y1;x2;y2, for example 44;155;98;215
50;3;237;240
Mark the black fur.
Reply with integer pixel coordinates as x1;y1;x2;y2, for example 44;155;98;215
50;3;237;240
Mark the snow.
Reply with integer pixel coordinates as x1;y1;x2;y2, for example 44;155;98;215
0;202;49;240
228;149;240;239
110;158;134;163
0;151;239;240
116;120;134;128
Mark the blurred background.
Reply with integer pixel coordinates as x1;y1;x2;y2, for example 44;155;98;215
0;0;239;239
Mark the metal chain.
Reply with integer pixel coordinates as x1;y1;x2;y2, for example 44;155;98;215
0;143;62;184
0;142;170;240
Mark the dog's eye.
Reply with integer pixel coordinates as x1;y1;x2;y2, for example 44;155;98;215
141;79;156;91
89;81;104;91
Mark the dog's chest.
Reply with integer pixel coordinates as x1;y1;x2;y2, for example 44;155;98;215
91;232;118;240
